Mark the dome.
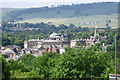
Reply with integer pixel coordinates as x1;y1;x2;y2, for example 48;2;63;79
50;32;59;38
95;26;98;28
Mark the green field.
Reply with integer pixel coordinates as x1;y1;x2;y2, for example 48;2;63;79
18;14;118;28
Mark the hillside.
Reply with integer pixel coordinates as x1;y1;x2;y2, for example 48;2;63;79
2;2;118;28
1;8;23;17
1;8;23;22
19;14;117;28
8;2;118;18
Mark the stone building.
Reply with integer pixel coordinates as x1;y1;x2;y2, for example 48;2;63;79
1;45;21;54
24;27;107;54
0;45;21;59
24;32;70;54
1;48;16;59
70;27;106;48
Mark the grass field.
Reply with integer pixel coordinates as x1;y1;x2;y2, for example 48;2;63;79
18;14;118;28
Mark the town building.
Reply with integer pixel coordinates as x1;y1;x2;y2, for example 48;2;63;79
70;27;107;48
0;45;21;59
1;48;16;59
24;27;108;54
109;74;120;80
24;32;70;54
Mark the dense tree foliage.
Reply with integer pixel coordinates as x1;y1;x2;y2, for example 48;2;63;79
1;56;10;80
1;45;120;79
2;32;23;47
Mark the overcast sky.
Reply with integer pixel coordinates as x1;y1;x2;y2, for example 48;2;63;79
1;0;119;8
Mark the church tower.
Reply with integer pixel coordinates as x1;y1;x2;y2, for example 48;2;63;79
94;26;98;40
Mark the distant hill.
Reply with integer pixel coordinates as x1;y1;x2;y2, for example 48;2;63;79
1;8;23;22
6;2;118;19
1;8;22;17
1;2;118;28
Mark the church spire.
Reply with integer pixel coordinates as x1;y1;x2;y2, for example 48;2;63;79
94;26;98;40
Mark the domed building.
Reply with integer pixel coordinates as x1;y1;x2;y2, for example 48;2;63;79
49;32;59;39
24;32;70;54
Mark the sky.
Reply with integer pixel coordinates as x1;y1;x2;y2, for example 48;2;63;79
0;0;119;8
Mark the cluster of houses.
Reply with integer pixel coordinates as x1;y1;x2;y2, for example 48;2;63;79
0;27;112;59
0;45;21;59
4;26;39;31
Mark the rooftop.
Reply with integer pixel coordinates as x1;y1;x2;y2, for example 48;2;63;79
43;40;69;42
71;39;95;42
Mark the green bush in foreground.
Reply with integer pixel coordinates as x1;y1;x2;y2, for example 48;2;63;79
1;45;120;79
